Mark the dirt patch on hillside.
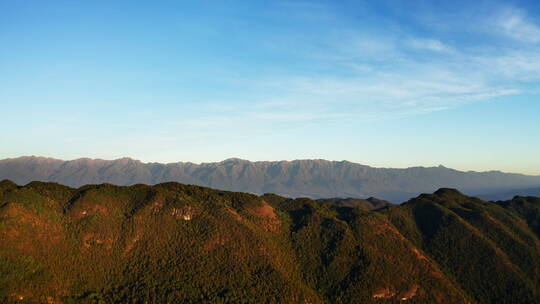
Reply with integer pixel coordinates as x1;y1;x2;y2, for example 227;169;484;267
0;202;64;250
399;284;419;301
248;201;277;219
123;228;143;255
150;199;165;214
410;246;447;280
11;294;27;301
2;202;28;218
71;204;110;220
46;295;61;304
225;207;243;222
83;232;114;249
246;201;281;231
374;222;406;241
171;206;197;220
372;286;395;299
411;247;428;261
431;270;445;279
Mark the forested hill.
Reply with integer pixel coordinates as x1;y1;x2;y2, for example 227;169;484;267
1;180;539;303
2;156;540;202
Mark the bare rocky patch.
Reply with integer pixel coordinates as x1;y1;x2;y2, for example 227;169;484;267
71;203;110;220
171;206;197;220
150;199;165;214
123;228;143;255
225;206;243;222
411;247;428;261
82;232;114;249
372;286;395;299
374;221;406;241
399;284;419;301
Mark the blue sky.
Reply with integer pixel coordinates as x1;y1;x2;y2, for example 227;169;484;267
1;0;539;174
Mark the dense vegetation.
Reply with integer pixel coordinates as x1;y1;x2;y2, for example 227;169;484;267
0;180;539;303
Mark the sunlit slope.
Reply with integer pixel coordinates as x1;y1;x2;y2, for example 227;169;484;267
0;180;539;303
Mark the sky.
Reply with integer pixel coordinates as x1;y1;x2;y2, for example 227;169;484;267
1;0;539;175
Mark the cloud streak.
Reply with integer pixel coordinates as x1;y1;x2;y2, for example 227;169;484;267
50;3;538;142
223;4;540;127
406;38;454;53
495;8;540;43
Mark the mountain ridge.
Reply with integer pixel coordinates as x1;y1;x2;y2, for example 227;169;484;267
8;155;536;173
1;156;540;203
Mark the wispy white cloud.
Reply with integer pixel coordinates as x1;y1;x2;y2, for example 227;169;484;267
234;4;540;126
494;8;540;43
406;38;454;53
247;71;519;121
116;3;540;140
485;51;540;81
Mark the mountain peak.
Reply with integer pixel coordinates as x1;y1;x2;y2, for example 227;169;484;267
434;188;463;197
222;157;248;163
0;179;17;189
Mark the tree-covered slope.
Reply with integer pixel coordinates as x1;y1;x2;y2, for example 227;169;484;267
0;180;539;303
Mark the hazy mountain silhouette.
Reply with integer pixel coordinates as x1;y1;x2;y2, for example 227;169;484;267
1;180;539;303
479;187;540;201
1;156;540;202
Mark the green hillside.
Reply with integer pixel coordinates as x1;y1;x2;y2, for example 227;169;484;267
0;180;539;303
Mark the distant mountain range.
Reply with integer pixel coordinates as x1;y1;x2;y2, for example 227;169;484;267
1;156;539;202
1;180;539;303
479;187;540;201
